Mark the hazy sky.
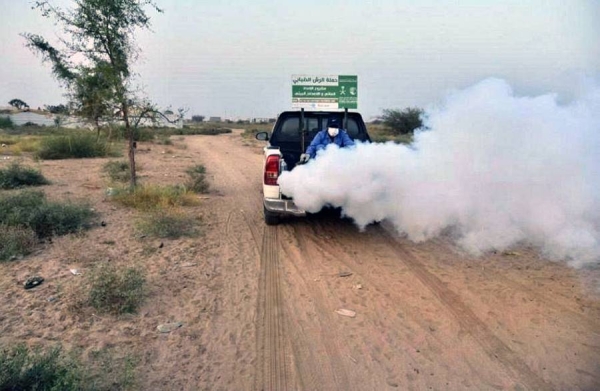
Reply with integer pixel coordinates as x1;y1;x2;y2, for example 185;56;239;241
1;0;598;118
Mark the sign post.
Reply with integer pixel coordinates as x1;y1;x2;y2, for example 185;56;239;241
291;75;358;110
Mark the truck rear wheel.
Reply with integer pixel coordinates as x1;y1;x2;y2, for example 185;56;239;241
264;206;280;226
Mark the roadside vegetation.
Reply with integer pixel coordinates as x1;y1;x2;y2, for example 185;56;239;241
72;262;146;315
0;190;94;261
0;343;137;391
185;164;209;194
367;123;415;144
111;184;198;211
36;133;118;159
0;116;15;129
0;225;37;261
103;160;131;183
368;107;424;143
137;209;200;239
0;162;49;189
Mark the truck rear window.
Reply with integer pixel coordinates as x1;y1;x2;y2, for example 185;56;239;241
277;117;361;142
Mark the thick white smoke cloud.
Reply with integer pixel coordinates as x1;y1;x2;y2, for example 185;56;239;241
278;78;600;267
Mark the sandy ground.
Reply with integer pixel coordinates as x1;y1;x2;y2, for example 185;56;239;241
1;130;600;390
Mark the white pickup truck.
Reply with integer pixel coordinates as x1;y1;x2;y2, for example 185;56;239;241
256;110;371;225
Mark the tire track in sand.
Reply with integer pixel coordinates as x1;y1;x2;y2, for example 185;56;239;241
377;229;554;391
255;225;289;391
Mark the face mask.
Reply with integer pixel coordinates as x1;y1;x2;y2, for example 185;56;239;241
327;127;339;137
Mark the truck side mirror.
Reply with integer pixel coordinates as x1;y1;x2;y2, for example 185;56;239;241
256;132;269;141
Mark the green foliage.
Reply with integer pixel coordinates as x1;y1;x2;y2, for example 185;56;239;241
0;225;37;261
185;164;209;194
103;160;130;183
111;184;198;211
45;104;70;114
0;344;82;391
137;209;200;239
155;135;173;145
380;107;424;135
170;127;232;136
0;343;138;391
0;162;50;189
8;99;29;110
133;127;155;141
86;263;146;315
112;126;155;142
0;116;14;129
367;124;415;144
0;190;95;239
23;0;164;187
36;133;116;159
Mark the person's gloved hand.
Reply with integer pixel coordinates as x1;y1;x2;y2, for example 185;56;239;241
299;153;310;164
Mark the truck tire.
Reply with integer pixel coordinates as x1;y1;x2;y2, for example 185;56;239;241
264;206;280;225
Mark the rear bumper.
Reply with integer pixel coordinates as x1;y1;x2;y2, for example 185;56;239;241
264;198;306;217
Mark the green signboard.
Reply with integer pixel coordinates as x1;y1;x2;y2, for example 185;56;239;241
291;75;358;110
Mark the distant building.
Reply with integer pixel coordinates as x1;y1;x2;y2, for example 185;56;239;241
208;116;221;122
252;118;270;123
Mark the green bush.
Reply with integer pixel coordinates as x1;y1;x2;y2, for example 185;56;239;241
113;126;155;142
103;160;130;183
0;225;37;261
169;127;232;136
379;107;424;135
185;164;209;194
111;184;197;211
36;133;116;159
0;116;14;129
0;344;137;391
0;344;82;391
0;162;50;189
0;190;94;239
86;263;146;315
155;135;173;145
137;209;200;239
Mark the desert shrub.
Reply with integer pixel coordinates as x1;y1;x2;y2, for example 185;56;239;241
11;137;41;154
36;133;116;159
0;190;94;239
137;209;200;239
0;116;14;128
0;344;82;391
367;123;414;144
169;127;232;136
22;121;43;128
114;126;155;142
0;162;50;189
0;344;137;391
85;263;146;315
103;160;130;183
0;225;37;261
0;136;17;146
155;135;173;145
379;107;424;135
111;184;197;211
185;164;209;194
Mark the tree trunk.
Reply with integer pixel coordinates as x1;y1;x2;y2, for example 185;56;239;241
123;102;136;189
95;117;100;141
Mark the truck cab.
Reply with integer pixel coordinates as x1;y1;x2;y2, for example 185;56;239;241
256;110;370;225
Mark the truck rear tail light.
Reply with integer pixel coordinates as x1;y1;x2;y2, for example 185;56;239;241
264;155;280;185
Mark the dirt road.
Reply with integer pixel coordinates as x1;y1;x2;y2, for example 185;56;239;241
189;131;600;390
2;130;598;390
